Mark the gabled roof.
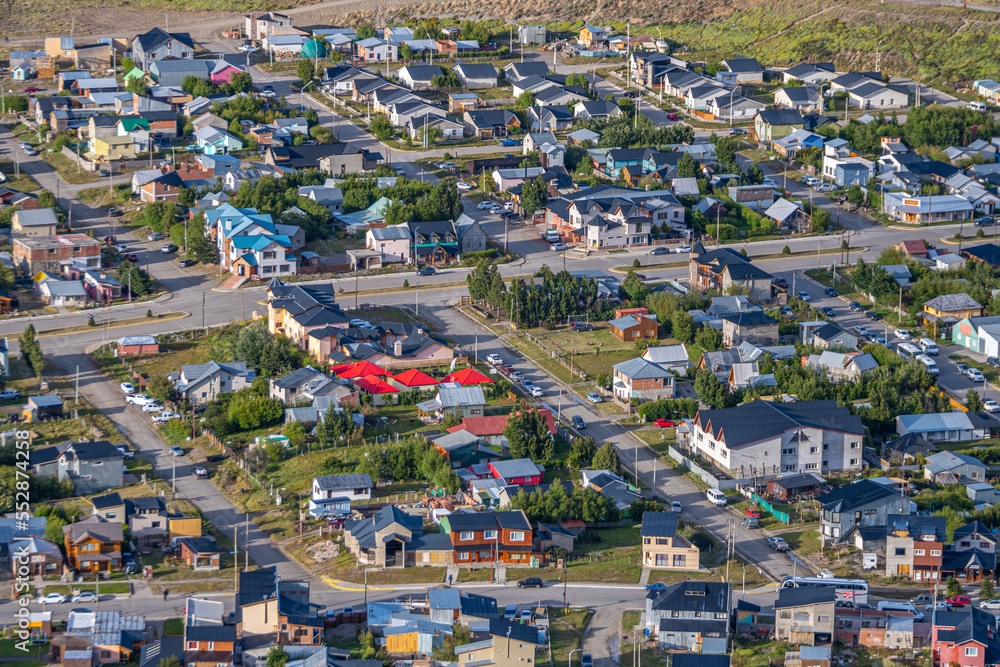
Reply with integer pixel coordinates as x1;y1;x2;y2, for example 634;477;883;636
134;27;194;52
757;109;805;126
640;511;679;538
924;293;982;312
647;581;730;613
613;357;673;380
817;479;901;513
314;473;373;491
774;584;837;608
63;515;123;544
696;399;864;450
91;493;125;510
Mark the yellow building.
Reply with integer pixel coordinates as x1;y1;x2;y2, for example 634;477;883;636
90;135;136;159
168;516;203;540
640;511;700;571
922;293;983;322
578;24;607;49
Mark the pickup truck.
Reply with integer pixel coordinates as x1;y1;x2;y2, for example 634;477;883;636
486;353;502;365
767;537;789;552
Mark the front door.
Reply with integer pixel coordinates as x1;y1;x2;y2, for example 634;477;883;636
897;564;910;576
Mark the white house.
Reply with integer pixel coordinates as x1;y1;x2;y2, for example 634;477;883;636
308;473;374;517
848;83;909;109
896;412;994;444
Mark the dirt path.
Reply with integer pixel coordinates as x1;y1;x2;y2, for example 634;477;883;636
582;606;623;665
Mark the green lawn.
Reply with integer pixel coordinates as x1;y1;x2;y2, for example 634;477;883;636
163;618;184;636
43;582;130;595
780;528;823;556
549;609;593;666
0;639;48;659
40;151;102;185
573;525;641;552
506;335;579;384
563;546;641;583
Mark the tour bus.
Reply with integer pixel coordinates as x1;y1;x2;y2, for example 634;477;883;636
776;576;869;605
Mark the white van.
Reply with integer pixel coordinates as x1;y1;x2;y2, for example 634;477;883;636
706;489;727;506
897;342;920;360
917;354;940;375
802;176;821;186
877;601;924;621
969;101;987;112
919;337;939;355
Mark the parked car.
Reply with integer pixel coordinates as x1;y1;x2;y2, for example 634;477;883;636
517;577;543;588
849;301;864;312
654;419;676;428
0;389;21;401
161;244;176;254
645;582;667;592
947;595;972;607
650;247;670;256
169;446;184;456
119;382;136;394
148;232;168;241
179;258;194;267
239;44;257;53
141;402;164;413
126;394;150;405
767;537;789;552
489;205;503;214
586;392;602;403
498;138;521;147
438;161;457;169
984;399;1000;413
742;516;759;528
416;267;436;276
853;325;870;337
728;127;746;135
797;291;811;301
519;609;532;621
895;329;911;340
530;386;543;398
572;415;586;430
822;307;836;318
193;466;209;478
865;310;881;321
957;363;972;375
504;604;517;620
675;244;693;253
550;243;570;252
976;216;995;227
571;322;594;332
773;277;788;289
21;87;40;93
71;591;98;603
477;201;493;210
581;655;593;667
393;166;406;176
988;357;1000;368
982;599;1000;609
968;368;986;382
124;253;138;262
38;592;67;604
456;181;473;191
824;287;839;297
486;354;503;365
926;601;953;611
23;148;37;156
206;454;228;463
114;244;127;253
670;500;681;512
152;411;182;423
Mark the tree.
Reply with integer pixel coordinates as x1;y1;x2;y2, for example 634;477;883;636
567;436;596;469
266;646;290;667
983;577;996;600
318;408;353;447
356;24;376;40
628;498;662;522
947;576;963;598
677;152;698;178
297;60;315;85
745;163;765;185
370;116;393;141
126;77;151;97
503;408;554;461
229;71;253;93
695;325;723;352
0;263;14;293
158;658;182;667
38;190;57;210
622;270;649;305
671;311;695;343
516;91;535;110
227;391;284;431
147;375;177;405
120;57;135;72
19;324;43;377
521;176;548;217
115;260;153;298
400;43;414;61
968;388;984;413
593;442;622;475
188;216;217;263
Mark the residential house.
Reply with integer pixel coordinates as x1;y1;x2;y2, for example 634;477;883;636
774;586;836;646
417;385;486;421
931;607;1000;667
21;395;64;422
693;399;866;481
774;87;824;113
766;473;827;502
609;313;658;342
90;493;127;522
128;496;169;545
897;413;994;445
801;322;859;351
645;581;730;653
463;110;521;138
149;60;210;87
720;310;779;347
923;294;983;322
193;127;243;154
782;62;837;84
640;344;689;374
640;511;699;571
9;536;63;578
131;28;194;70
885;514;946;582
804;351;880;382
823;154;877;188
818;479;905;545
139;171;184;203
12;209;59;237
439;510;536;566
245;11;293;40
848;83;909;109
62;515;123;572
366;225;412;264
354;38;398;62
455;620;543;667
183;598;236;665
575;100;623;122
612;357;675;403
754;109;805;143
765;198;809;230
343;505;454;568
689;245;773;301
432;430;500;470
773;130;824;159
308;473;373;518
13;235;101;274
115;335;158;357
172;361;256;405
881;433;937;469
398;65;445;91
38;279;88;308
445;409;556;455
723;56;764;83
177;537;222;571
489;459;543;487
922;450;988;482
453;63;498;88
30;440;123;494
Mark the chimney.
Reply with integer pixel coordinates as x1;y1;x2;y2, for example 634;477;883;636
394;340;403;357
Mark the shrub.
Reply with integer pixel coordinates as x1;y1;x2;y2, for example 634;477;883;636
782;245;792;255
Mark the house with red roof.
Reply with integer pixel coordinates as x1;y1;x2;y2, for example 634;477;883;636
932;606;1000;667
447;409;557;452
336;360;390;380
393;368;439;390
893;239;929;259
442;367;494;386
352;375;401;405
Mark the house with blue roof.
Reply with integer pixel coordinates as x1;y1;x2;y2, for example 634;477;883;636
206;202;303;277
193;126;243;155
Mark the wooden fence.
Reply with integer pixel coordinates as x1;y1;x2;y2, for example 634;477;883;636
517;332;588;380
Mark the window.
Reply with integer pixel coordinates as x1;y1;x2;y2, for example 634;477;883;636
895;548;906;555
966;647;978;657
106;512;117;519
805;463;818;470
782;448;796;455
643;538;650;544
850;459;859;466
91;461;103;466
510;531;525;541
672;554;686;567
656;538;668;545
851;442;860;449
484;530;497;539
152;521;161;528
460;531;475;541
83;543;99;551
915;549;925;556
810;446;818;454
932;550;941;556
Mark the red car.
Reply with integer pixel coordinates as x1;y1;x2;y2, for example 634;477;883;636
654;419;676;428
123;253;138;262
744;508;761;518
947;595;972;607
21;86;40;93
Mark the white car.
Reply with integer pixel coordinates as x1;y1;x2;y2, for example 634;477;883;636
981;598;1000;609
260;90;276;98
984;400;1000;413
477;201;493;210
71;591;98;603
895;329;911;340
489;206;503;214
38;592;67;604
968;369;985;382
586;392;602;403
120;382;135;394
550;243;569;252
762;177;777;188
530;386;543;398
141;402;164;413
152;411;182;423
926;601;952;612
456;181;473;191
0;389;21;401
676;244;693;253
438;161;456;169
486;354;503;365
126;393;150;405
239;45;258;53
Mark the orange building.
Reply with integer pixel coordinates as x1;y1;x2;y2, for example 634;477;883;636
62;515;123;572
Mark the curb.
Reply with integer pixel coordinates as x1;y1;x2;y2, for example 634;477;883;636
38;312;190;338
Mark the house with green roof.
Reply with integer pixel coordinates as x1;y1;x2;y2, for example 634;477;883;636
117;117;151;152
335;196;394;233
123;67;145;82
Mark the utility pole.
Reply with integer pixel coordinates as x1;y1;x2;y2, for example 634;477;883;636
201;291;205;330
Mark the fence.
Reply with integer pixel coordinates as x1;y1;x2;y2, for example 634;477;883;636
750;493;790;524
517;332;588;380
665;445;760;492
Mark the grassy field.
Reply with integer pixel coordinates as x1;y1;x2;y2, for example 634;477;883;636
780;528;823;556
549;608;592;666
563;546;641;584
320;552;447;585
39;151;102;185
0;161;39;192
43;582;131;595
506;335;579;385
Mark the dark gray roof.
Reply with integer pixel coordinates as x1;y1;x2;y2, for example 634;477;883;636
129;496;166;512
817;479;900;514
454;63;498;79
769;473;825;491
719;310;778;327
314;473;373;491
724;57;763;73
774;585;837;608
923;293;982;313
178;537;222;554
238;566;277;609
460;593;499;619
185;623;236;642
648;581;730;613
67;440;123;461
488;618;542;644
91;493;125;510
955;521;996;543
134;27;194;51
885;513;945;541
640;511;679;538
757;109;805;126
445;510;530;532
696;400;864;450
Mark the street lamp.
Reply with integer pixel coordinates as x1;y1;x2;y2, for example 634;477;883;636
569;648;582;667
